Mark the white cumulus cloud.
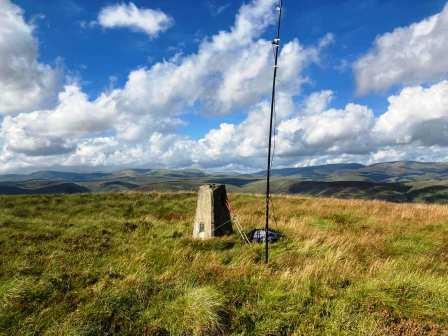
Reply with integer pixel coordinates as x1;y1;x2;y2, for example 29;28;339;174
0;85;116;156
354;4;448;94
373;80;448;146
97;2;173;38
0;0;61;115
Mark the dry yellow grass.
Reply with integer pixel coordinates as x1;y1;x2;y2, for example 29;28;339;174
1;192;448;335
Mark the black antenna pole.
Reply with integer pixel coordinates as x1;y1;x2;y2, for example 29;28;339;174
265;0;283;264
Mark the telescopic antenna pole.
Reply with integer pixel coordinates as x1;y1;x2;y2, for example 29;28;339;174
265;0;283;264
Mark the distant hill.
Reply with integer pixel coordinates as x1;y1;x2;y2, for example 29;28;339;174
146;169;208;178
353;161;448;182
255;163;365;178
0;181;89;195
255;161;448;183
1;161;448;202
287;181;411;202
0;171;109;182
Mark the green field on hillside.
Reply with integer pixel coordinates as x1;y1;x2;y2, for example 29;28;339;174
1;193;448;335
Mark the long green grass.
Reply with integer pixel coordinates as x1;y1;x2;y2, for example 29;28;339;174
1;192;448;335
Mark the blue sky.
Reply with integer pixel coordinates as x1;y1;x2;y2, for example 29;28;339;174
2;0;448;172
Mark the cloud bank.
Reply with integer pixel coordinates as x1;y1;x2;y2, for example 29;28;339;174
1;0;448;173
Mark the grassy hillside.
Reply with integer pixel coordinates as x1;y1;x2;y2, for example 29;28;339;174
1;193;448;335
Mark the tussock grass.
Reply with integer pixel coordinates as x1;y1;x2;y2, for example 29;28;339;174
0;192;448;335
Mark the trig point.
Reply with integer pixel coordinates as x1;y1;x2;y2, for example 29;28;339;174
193;184;233;239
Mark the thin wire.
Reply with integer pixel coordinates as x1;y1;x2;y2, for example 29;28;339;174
270;97;280;230
270;197;279;228
269;39;280;229
271;90;277;168
270;45;278;169
268;44;278;181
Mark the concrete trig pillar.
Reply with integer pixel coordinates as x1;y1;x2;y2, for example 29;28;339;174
193;184;233;240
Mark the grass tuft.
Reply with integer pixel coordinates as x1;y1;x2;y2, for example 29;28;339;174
164;286;225;335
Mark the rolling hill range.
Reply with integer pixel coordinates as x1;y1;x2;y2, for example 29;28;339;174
2;161;448;202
